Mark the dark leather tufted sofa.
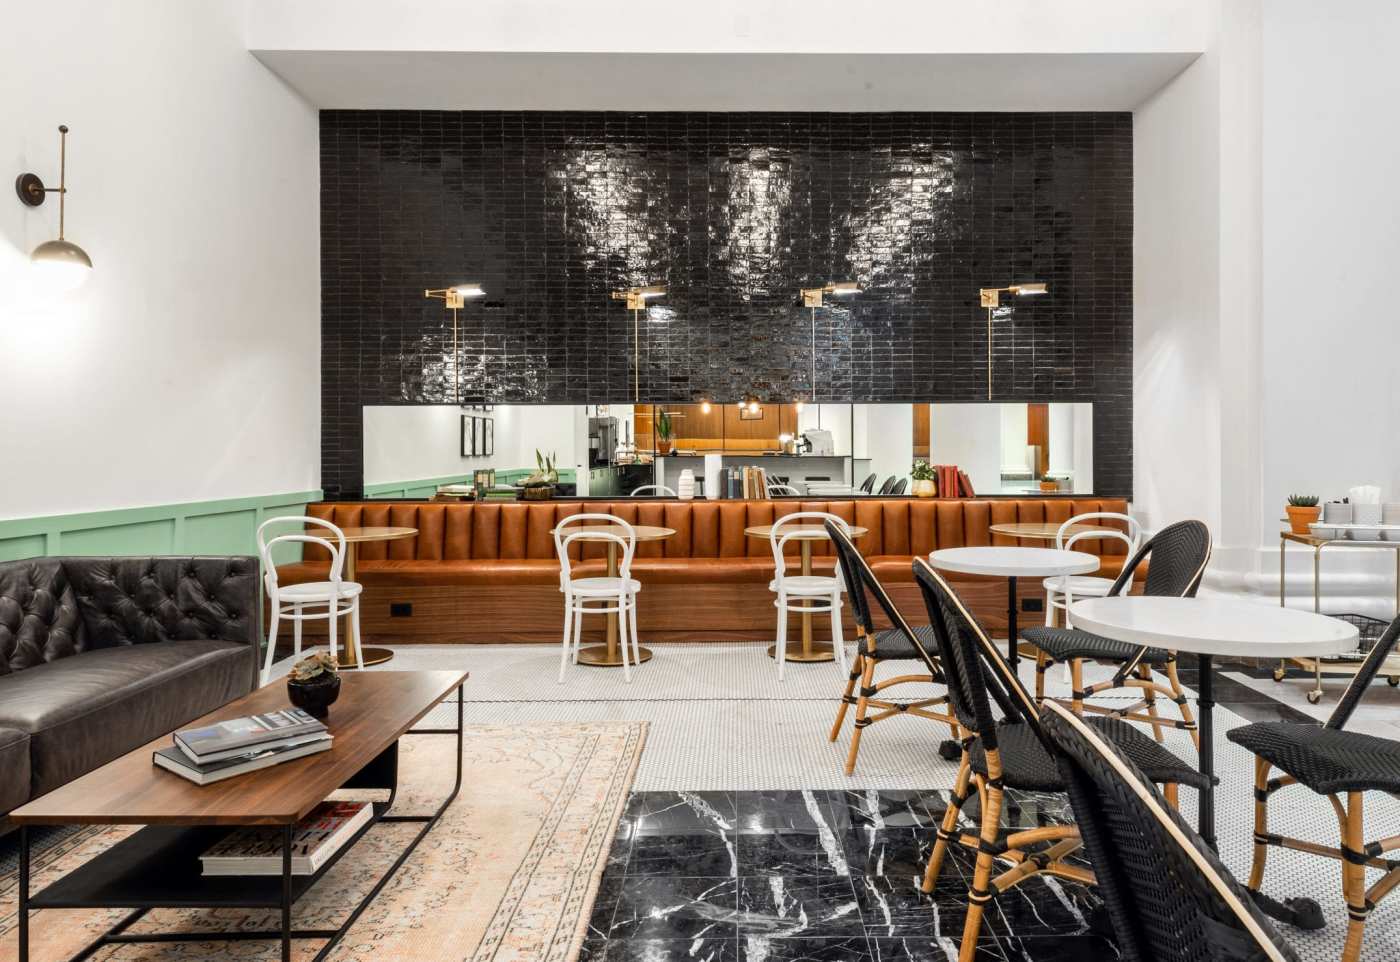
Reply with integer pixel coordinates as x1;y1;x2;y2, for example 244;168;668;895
0;557;259;821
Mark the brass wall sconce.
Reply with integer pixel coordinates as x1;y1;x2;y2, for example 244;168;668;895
15;125;92;291
424;283;485;405
611;284;666;402
978;282;1047;399
798;282;859;402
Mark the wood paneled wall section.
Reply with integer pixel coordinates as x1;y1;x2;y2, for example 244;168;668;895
1027;403;1049;476
912;404;930;459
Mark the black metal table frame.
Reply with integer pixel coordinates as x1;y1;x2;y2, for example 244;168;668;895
16;684;464;962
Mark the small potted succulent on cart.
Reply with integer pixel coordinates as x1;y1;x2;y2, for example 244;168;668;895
286;651;341;718
521;449;559;501
1285;493;1321;534
910;460;937;498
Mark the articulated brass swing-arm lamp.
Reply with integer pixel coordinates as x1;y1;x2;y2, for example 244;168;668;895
424;283;485;406
797;282;859;403
978;282;1047;400
611;284;666;403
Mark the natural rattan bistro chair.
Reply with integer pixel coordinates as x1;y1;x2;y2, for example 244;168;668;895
1226;613;1400;962
1022;519;1211;746
825;520;958;775
910;558;1210;962
1041;701;1300;962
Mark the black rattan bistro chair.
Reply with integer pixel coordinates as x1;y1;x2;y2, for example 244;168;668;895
1041;700;1300;962
911;558;1210;962
859;472;877;493
1226;613;1400;962
876;475;897;495
1022;519;1212;746
890;478;908;495
825;520;958;774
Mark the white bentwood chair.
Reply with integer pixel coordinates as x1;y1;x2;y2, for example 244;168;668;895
630;484;676;497
768;483;802;496
554;514;642;682
768;511;849;680
1042;512;1142;629
258;516;363;683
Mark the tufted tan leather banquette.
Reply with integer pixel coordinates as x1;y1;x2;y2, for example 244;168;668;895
277;498;1135;643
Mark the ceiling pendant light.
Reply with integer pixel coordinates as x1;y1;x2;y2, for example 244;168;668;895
15;125;93;293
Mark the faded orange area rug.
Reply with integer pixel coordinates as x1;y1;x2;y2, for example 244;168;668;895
0;721;645;962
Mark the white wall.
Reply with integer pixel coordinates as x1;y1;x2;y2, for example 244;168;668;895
363;405;584;485
932;404;1003;491
1256;0;1400;612
0;0;319;519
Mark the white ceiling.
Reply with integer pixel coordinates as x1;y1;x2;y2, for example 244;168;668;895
251;50;1199;111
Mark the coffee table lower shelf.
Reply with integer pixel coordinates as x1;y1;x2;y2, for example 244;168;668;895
18;694;463;962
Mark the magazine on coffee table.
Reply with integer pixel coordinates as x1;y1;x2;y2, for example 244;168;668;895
200;800;373;875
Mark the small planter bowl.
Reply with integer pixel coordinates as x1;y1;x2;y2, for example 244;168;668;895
287;673;341;718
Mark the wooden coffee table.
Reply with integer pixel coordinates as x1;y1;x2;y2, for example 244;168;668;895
10;670;467;962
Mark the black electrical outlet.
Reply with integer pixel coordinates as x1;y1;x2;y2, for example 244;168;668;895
1022;598;1044;613
390;603;413;617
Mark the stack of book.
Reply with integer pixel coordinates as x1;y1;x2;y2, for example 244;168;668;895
154;708;332;785
200;800;372;875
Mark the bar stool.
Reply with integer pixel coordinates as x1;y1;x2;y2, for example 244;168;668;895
554;514;642;682
257;516;362;683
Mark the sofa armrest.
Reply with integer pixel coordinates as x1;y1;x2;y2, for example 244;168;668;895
59;556;261;689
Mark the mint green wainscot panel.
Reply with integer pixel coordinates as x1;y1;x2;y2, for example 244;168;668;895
365;470;576;499
0;490;323;565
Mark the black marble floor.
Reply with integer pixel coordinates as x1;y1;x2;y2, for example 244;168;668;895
581;670;1312;962
582;787;1112;962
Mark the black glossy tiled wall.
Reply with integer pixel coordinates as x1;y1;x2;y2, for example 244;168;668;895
320;111;1133;497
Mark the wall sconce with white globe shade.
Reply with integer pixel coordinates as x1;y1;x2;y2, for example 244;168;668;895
15;125;93;293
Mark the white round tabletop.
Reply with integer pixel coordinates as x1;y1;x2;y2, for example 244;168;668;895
929;546;1101;578
1068;597;1359;657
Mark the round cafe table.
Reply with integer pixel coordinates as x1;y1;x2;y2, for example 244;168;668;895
552;524;676;667
334;526;418;668
744;524;869;663
929;547;1100;672
1069;596;1357;849
988;521;1105;542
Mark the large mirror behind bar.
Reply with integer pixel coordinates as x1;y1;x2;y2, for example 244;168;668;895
361;401;1092;499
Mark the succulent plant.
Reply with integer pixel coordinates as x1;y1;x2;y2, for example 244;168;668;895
289;651;338;683
911;460;935;481
1287;494;1320;507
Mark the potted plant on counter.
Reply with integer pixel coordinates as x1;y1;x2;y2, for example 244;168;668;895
1285;494;1321;534
655;410;675;455
911;461;937;498
1039;474;1060;493
522;449;559;501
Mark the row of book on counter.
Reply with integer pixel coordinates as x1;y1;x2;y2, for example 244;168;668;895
155;708;369;876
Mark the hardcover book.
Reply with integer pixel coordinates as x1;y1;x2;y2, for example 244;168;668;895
200;801;373;875
174;708;326;762
153;735;332;785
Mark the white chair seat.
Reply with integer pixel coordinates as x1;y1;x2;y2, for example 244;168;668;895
769;575;841;595
1042;575;1116;596
278;580;363;600
566;577;642;596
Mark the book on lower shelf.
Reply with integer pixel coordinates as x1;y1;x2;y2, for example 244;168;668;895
153;735;332;785
200;801;373;876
